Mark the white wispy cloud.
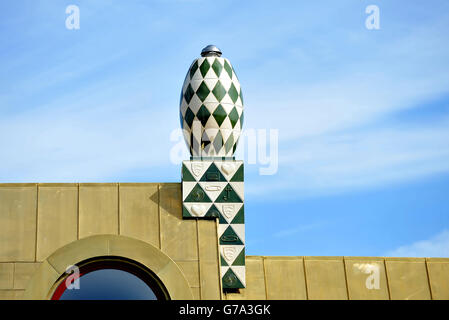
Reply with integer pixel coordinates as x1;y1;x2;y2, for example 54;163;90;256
0;75;176;181
243;119;449;198
239;11;449;199
386;230;449;257
273;221;328;238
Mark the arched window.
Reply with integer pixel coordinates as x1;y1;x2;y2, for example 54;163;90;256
51;257;169;300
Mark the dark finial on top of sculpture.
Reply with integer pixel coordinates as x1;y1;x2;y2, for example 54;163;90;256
201;45;222;57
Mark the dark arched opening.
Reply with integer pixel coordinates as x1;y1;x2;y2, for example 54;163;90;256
51;256;170;300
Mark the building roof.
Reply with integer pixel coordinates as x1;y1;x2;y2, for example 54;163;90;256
1;183;449;300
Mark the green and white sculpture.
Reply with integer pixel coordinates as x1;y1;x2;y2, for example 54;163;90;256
181;45;246;290
180;45;244;158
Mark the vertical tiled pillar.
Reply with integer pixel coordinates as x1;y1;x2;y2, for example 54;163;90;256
182;160;245;289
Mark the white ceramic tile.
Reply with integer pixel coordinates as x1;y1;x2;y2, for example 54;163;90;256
203;78;218;91
182;181;197;200
203;67;217;80
229;182;244;201
220;94;233;105
221;266;229;276
184;160;212;180
183;202;213;217
231;224;245;243
218;223;228;238
216;203;243;224
199;182;228;202
188;94;203;114
214;160;243;181
219;129;233;144
221;245;244;265
231;266;246;284
219;117;232;130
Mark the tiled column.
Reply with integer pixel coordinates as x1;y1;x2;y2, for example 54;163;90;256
182;160;245;289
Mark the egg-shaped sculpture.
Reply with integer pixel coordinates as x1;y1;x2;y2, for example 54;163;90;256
180;45;244;158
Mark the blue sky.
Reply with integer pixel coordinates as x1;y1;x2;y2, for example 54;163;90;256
1;1;448;257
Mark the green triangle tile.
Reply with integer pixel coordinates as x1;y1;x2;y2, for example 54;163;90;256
239;111;244;128
190;60;198;79
184;183;212;203
196;104;211;127
212;58;223;77
205;204;220;218
199;162;227;182
196;81;210;102
184;107;195;129
224;60;233;79
212;80;227;102
228;107;239;128
228;83;239;104
232;248;245;266
218;213;227;224
182;163;196;182
184;83;195;104
220;225;243;245
215;183;242;203
212;104;227;127
230;164;244;182
239;87;244;105
220;254;228;267
222;268;244;289
230;205;244;224
213;130;224;153
182;204;193;218
199;59;210;77
224;134;234;154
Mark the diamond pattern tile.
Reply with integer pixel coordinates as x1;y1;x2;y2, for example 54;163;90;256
180;57;244;157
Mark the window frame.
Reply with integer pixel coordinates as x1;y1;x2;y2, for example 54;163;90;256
50;256;170;300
